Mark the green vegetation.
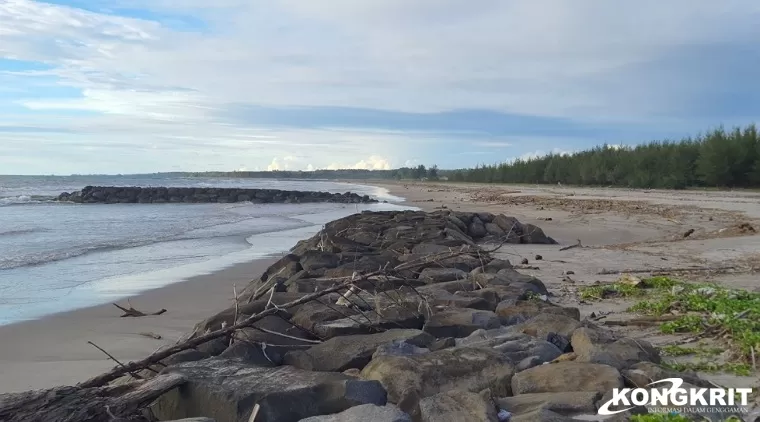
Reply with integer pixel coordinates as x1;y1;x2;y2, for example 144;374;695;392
579;276;759;372
450;124;760;189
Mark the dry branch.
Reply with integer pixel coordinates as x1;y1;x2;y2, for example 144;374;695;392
113;300;166;317
559;239;582;251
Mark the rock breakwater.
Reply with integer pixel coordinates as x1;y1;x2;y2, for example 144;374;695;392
56;186;377;204
1;210;744;422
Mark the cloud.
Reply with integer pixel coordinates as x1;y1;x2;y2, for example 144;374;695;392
326;155;392;170
0;0;758;174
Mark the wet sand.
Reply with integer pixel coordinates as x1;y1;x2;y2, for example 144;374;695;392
0;258;276;393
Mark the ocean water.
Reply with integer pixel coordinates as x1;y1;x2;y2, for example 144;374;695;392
0;175;410;325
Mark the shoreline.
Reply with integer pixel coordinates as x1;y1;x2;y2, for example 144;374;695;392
0;258;277;393
0;185;413;393
2;180;758;395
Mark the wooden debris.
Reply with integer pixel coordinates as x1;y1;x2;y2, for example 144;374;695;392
137;332;162;340
0;373;185;422
113;300;166;318
559;239;582;251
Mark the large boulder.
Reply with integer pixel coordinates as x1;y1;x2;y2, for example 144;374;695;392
313;306;424;339
570;327;660;370
455;329;563;364
422;308;501;338
417;267;468;284
511;362;624;395
520;223;557;244
495;392;600;422
284;329;434;372
496;300;580;325
300;251;341;272
418;389;498;422
510;313;582;341
298;404;411;422
153;358;387;422
360;347;515;414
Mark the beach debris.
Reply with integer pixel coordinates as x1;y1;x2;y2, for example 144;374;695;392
683;228;695;238
137;332;162;340
558;239;582;251
564;270;575;275
0;373;186;422
113;300;166;318
520;258;529;265
534;254;543;261
497;409;512;421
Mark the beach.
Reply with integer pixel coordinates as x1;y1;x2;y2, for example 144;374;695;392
1;181;759;394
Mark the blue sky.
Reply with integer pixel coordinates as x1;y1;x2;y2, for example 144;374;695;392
1;0;759;175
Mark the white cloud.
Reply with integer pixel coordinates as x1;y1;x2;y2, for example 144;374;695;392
0;0;758;174
326;155;392;170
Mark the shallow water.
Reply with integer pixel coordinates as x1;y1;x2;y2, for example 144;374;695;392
0;175;410;325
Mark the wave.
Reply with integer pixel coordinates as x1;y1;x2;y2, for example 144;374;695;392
0;195;57;207
0;228;45;237
0;218;313;271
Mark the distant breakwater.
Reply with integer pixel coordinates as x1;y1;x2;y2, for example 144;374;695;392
56;186;378;204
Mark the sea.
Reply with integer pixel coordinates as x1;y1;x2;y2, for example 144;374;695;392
0;175;411;326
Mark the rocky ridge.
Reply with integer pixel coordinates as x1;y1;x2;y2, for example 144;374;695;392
6;210;745;422
144;210;746;422
56;186;377;204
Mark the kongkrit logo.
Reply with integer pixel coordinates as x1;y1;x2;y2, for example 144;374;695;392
598;378;753;416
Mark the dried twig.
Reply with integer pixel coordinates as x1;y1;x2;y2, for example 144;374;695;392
559;239;582;251
87;341;147;379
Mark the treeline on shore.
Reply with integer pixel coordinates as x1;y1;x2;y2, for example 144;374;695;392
179;124;759;190
448;125;760;189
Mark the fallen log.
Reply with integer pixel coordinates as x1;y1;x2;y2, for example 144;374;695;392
559;239;582;251
0;373;185;422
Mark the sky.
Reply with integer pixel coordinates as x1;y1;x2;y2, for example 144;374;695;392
1;0;759;175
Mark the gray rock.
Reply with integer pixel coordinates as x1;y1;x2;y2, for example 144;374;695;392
300;250;341;271
510;313;582;340
515;356;544;372
373;339;431;359
284;329;434;372
298;404;412;422
313;306;424;339
511;362;624;395
153;358;387;422
419;389;498;422
520;223;557;244
570;327;660;370
361;347;515;415
496;392;599;422
468;217;488;238
418;267;467;284
456;330;562;364
485;222;506;237
423;308;501;338
496;300;580;325
482;259;513;274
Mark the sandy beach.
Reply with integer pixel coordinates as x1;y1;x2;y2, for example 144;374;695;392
2;181;759;395
0;258;276;393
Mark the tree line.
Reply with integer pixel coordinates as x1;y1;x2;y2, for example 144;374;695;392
444;124;760;189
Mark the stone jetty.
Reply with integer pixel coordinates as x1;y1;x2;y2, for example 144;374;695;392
1;210;741;422
56;186;377;204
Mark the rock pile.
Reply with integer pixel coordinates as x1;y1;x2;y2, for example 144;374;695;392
56;186;376;204
120;211;731;421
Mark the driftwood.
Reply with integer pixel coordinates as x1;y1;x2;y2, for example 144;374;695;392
601;315;682;326
113;300;166;317
79;247;494;389
0;373;185;422
559;239;582;251
598;265;738;275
